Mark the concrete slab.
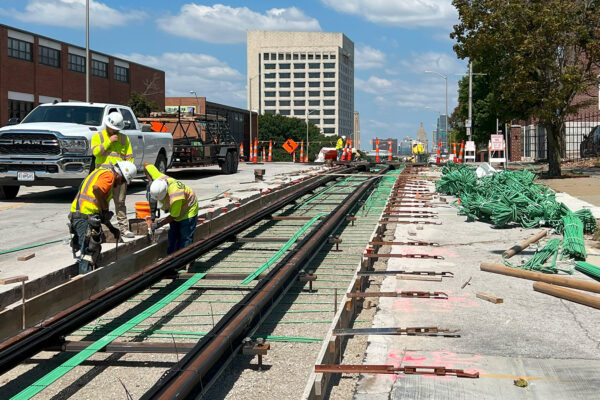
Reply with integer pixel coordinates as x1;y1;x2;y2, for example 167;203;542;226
0;163;328;301
354;174;600;400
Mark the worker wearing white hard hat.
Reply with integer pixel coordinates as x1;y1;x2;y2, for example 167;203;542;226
336;135;346;161
90;110;135;237
144;162;199;254
68;161;137;274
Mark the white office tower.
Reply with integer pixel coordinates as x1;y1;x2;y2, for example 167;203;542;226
247;31;354;137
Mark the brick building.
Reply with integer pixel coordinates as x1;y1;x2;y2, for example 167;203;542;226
0;24;165;125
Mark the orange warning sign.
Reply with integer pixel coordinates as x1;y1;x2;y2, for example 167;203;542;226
282;138;299;154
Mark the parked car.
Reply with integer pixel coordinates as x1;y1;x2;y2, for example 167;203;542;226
0;102;173;200
580;125;600;158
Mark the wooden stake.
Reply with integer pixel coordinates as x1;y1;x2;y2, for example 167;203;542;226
476;292;503;304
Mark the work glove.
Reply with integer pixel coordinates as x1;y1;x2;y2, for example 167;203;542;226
150;222;160;232
100;209;114;224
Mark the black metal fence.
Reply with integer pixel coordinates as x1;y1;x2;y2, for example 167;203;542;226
521;110;600;161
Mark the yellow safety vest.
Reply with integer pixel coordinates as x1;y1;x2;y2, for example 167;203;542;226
145;165;198;222
70;167;113;215
335;138;344;150
91;130;134;168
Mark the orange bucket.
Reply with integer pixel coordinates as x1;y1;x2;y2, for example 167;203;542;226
135;201;151;219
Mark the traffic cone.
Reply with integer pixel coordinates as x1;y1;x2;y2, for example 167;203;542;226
249;141;253;163
375;137;381;162
262;147;266;163
239;143;244;161
293;151;296;163
305;142;309;163
348;139;353;161
300;141;304;163
388;140;393;162
436;141;441;164
268;140;272;162
459;141;464;164
254;138;258;163
453;142;457;158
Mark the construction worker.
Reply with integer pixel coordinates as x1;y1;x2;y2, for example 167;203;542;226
145;163;199;254
69;161;137;274
91;112;135;238
336;135;346;161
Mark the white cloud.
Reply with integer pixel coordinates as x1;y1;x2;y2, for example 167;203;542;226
321;0;457;28
400;52;466;75
3;0;145;28
355;45;386;70
158;4;321;44
117;52;245;106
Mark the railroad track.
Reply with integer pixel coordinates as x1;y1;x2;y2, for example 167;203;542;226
0;164;413;399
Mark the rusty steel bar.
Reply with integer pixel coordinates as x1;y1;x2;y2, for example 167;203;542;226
368;241;440;246
314;364;479;378
46;341;196;354
347;291;448;299
364;253;444;260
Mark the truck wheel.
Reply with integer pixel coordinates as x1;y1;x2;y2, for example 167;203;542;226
0;185;20;200
221;151;234;174
232;152;239;173
155;153;168;173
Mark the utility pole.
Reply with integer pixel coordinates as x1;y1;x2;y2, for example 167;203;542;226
468;61;473;141
85;0;89;102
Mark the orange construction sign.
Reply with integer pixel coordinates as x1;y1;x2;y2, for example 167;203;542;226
282;138;299;154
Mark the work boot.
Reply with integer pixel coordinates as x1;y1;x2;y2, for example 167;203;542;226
121;230;135;239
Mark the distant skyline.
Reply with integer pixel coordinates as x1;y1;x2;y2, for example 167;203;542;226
0;0;466;149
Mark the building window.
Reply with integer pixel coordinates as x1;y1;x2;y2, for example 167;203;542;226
323;54;329;59
279;91;290;97
114;65;129;82
294;91;305;97
324;72;335;78
309;81;320;88
324;119;335;124
294;63;305;69
278;53;284;60
324;91;335;97
265;82;276;88
308;109;320;115
294;109;305;116
309;72;320;78
279;81;290;88
38;46;60;67
309;91;320;97
265;73;276;79
324;62;335;69
293;53;299;60
8;38;32;61
309;118;319;125
324;109;335;115
309;63;320;69
308;54;314;60
68;53;86;73
294;72;305;79
294;81;305;88
294;100;305;107
331;54;336;59
280;109;290;115
265;91;276;97
324;81;335;87
265;109;276;115
324;128;335;134
92;60;108;78
316;54;321;60
309;100;320;106
286;53;291;60
8;99;34;122
279;100;291;107
279;63;290;69
279;72;290;79
265;100;276;106
264;63;276;69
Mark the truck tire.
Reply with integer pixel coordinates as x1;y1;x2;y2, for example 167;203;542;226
155;152;168;174
0;185;20;200
221;151;234;174
232;151;239;173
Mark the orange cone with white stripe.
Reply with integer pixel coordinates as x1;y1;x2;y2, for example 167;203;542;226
293;151;296;163
388;140;393;162
254;138;258;163
262;147;265;163
305;141;309;163
249;141;253;163
459;141;464;163
300;141;304;163
268;140;272;162
239;143;244;161
436;141;441;164
375;137;381;162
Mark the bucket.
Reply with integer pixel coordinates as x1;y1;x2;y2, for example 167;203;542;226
135;201;151;219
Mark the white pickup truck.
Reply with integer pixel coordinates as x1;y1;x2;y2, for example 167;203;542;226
0;102;173;200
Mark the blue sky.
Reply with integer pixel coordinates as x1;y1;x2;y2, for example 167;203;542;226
0;0;467;149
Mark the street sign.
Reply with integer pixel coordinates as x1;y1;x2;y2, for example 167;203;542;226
465;119;471;128
465;141;476;151
490;134;504;151
282;138;299;153
466;127;471;137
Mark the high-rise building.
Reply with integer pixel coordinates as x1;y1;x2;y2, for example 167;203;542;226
437;115;449;153
247;31;354;137
432;129;438;149
353;111;360;149
416;122;428;152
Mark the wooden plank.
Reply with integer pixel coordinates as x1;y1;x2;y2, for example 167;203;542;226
396;274;442;282
0;275;28;285
17;253;35;261
476;292;503;304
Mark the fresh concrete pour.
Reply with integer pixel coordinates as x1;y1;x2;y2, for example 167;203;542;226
353;172;600;400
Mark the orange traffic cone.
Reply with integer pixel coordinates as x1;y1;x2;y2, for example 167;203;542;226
254;138;258;163
249;141;253;163
436;141;441;164
293;151;296;163
268;140;272;162
239;143;244;161
305;141;309;163
375;137;381;162
300;141;304;163
388;140;392;162
459;141;464;163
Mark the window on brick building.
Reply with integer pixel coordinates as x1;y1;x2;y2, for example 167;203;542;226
92;60;108;78
38;46;60;67
68;54;86;73
114;65;129;82
8;99;34;122
8;38;32;61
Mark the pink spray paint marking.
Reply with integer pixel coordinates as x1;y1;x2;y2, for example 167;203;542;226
384;350;483;382
393;291;478;313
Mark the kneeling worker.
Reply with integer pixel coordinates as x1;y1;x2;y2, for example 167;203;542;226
144;163;198;254
69;161;137;274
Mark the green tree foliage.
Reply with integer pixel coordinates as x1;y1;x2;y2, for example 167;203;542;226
127;92;158;118
257;114;339;161
452;0;600;176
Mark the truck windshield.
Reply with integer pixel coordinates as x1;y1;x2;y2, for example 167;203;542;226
21;106;104;126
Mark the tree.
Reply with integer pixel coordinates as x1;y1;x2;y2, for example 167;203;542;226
257;114;337;161
127;92;158;118
451;0;600;175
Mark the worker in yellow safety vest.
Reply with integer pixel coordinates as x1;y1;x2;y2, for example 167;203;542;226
336;135;346;161
91;111;135;238
68;161;137;274
145;163;199;254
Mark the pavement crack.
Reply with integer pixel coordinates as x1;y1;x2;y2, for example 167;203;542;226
560;298;600;350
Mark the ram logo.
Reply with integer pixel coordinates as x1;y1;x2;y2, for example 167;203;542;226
0;139;58;145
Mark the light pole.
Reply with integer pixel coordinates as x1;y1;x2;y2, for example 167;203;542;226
189;90;199;115
424;70;448;152
85;0;89;102
248;74;260;148
306;109;318;159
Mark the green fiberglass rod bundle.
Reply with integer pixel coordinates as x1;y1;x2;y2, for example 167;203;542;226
574;261;600;280
561;214;586;261
504;238;571;274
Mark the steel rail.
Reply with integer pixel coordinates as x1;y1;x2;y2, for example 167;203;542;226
0;166;358;376
142;168;387;399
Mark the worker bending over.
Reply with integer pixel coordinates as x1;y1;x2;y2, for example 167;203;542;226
336;135;346;161
69;161;137;274
145;163;199;254
91;112;135;238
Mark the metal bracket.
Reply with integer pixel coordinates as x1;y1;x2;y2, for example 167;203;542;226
242;337;270;370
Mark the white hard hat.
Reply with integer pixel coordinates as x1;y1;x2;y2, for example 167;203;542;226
342;135;346;139
104;111;124;130
150;179;168;207
114;161;136;185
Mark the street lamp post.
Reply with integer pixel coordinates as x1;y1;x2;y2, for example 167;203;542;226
306;109;318;160
189;90;199;115
424;70;448;152
248;75;260;150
